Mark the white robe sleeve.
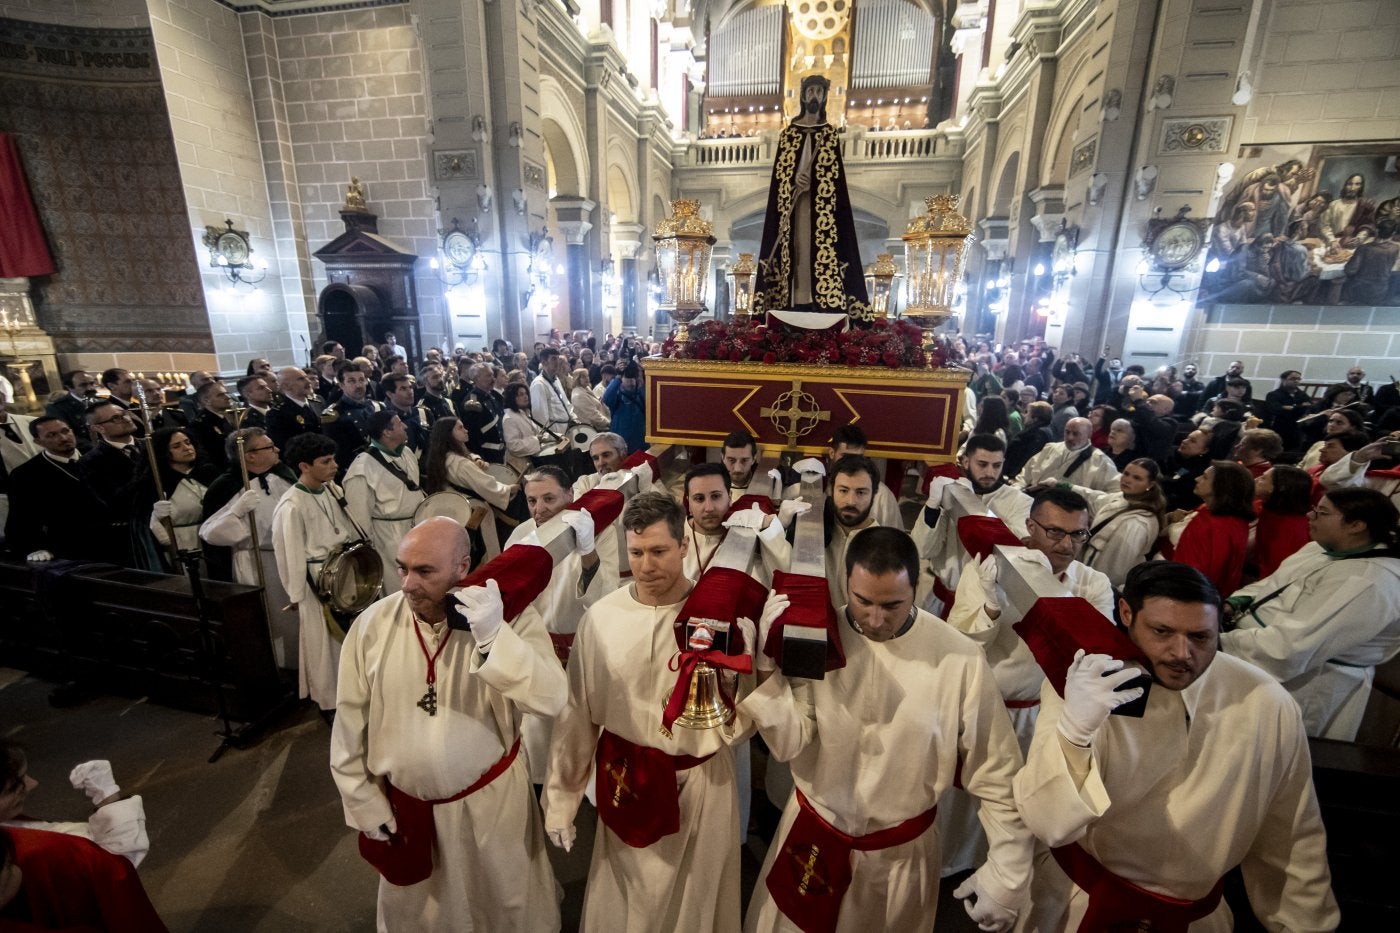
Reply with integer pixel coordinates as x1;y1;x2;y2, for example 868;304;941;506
736;672;816;763
446;455;514;509
504;412;543;459
471;604;567;717
272;499;310;605
200;494;253;548
542;608;604;832
1012;683;1111;847
342;457;373;536
329;621;395;833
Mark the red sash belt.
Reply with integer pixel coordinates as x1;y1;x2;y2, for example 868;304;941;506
766;788;938;933
358;739;521;887
594;729;713;848
1052;841;1224;933
930;575;956;621
548;632;575;666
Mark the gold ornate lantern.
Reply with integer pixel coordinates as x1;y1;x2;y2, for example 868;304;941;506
729;252;757;326
865;253;899;322
902;194;973;365
653;198;716;345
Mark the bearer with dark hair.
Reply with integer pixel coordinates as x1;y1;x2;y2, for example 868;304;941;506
343;411;424;596
271;431;356;717
1221;485;1400;740
1014;561;1339;931
738;525;1034;932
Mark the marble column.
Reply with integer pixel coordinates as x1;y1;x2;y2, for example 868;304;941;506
551;196;595;335
613;222;645;336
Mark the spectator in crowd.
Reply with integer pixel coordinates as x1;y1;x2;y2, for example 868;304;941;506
970;395;1012;445
1066;458;1168;589
569;368;610;431
1104;419;1137;471
1264;370;1311;453
603;362;647;454
1086;405;1118;450
1299;407;1366;468
47;369;99;449
1159;460;1256;596
1005;401;1054;480
1252;464;1314;578
140;427;218;560
1202;360;1252;404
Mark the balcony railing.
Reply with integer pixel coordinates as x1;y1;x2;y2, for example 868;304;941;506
682;127;948;167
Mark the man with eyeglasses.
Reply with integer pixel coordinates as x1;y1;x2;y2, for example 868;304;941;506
938;486;1114;875
80;401;146;567
4;416;108;561
1220;486;1400;741
200;427;300;669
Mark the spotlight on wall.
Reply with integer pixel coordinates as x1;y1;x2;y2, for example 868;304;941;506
512;188;527;215
1087;172;1109;206
476;184;493;210
508;122;523;148
1134;165;1159;201
471;115;488;143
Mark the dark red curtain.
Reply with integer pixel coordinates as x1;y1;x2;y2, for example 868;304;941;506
0;133;56;277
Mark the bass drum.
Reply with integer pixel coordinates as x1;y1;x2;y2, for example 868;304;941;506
316;539;384;616
570;423;598;451
486;463;520;487
415;491;487;530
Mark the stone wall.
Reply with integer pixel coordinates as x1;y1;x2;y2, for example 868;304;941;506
1184;302;1400;387
1243;0;1400;144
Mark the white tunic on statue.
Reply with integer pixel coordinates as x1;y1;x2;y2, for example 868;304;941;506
738;611;1033;933
330;593;566;933
344;446;425;595
543;584;751;933
938;548;1114;876
272;482;355;709
1220;541;1400;741
200;470;298;668
1013;653;1339;933
504;515;619;783
1069;486;1161;589
1015;442;1120;492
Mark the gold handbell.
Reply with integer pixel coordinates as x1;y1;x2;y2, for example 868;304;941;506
673;661;735;730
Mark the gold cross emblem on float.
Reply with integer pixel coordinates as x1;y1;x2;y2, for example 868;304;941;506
761;379;830;445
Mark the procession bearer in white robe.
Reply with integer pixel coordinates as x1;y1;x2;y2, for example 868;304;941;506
200;427;299;668
739;527;1033;933
544;492;752;933
1220;486;1400;741
1014;561;1338;933
682;462;802;587
503;464;617;782
344;411;425;595
1014;417;1120;491
941;486;1113;876
272;433;355;713
331;518;566;933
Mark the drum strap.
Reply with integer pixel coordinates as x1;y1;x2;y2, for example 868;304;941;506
326;484;373;544
368;446;421;492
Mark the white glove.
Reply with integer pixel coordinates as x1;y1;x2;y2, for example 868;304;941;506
792;457;826;482
927;476;955;503
976;554;1001;618
735;617;756;660
953;869;1019;932
1058;650;1146;747
233;488;261;516
547;824;576;852
755;591;791;673
27;549;54;562
454;578;505;651
152;500;173;521
722;504;767;531
560;507;595;554
69;760;120;806
777;498;811;525
362;816;399;842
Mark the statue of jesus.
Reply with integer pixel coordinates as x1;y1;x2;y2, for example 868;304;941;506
753;75;869;330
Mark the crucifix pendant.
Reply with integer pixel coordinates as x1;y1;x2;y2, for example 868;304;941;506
417;684;438;716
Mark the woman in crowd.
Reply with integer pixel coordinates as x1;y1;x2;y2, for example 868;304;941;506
969;394;1011;444
420;416;517;563
1299;407;1366;468
1159;459;1256;595
1105;418;1138;470
569;368;611;431
1234;428;1284;478
1000;388;1025;441
501;381;554;476
1252;463;1315;578
142;427;219;561
1066;457;1167;588
1087;404;1119;449
1005;400;1054;480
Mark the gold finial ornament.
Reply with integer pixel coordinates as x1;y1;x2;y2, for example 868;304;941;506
730;252;757;325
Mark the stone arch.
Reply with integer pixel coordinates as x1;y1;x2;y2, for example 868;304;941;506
1041;97;1083;188
991;151;1022;217
539;76;588;197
